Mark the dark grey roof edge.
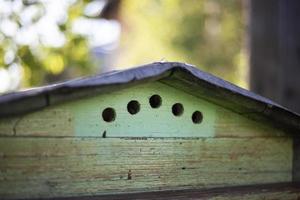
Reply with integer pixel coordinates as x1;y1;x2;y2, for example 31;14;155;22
0;61;299;131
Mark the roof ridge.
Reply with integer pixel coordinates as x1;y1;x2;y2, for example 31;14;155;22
0;61;299;131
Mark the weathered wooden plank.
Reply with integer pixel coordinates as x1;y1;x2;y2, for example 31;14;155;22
30;183;300;200
0;137;292;199
0;82;287;138
214;107;286;137
0;108;74;137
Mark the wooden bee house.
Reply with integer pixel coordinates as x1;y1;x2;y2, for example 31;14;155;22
0;62;300;199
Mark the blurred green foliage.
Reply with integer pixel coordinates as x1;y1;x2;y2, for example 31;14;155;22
0;0;93;87
119;0;247;87
0;0;247;90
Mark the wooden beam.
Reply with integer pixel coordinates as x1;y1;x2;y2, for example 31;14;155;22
24;182;300;200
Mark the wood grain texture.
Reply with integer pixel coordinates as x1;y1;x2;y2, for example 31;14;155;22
0;82;287;138
0;137;292;199
0;81;293;199
29;183;300;200
214;107;286;138
0;108;74;136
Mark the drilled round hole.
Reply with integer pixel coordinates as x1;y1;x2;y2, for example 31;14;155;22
127;100;140;115
172;103;184;116
192;111;203;124
102;107;116;122
149;94;162;108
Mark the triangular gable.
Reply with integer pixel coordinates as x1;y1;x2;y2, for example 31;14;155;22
0;62;299;133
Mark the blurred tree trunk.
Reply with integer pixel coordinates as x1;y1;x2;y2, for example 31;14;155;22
249;0;300;113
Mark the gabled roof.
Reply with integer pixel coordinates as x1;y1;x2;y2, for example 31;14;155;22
0;62;299;132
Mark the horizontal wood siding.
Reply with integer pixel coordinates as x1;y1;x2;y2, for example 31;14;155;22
0;82;293;199
0;137;292;199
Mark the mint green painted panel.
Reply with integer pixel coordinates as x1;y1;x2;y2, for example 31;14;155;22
68;82;216;137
